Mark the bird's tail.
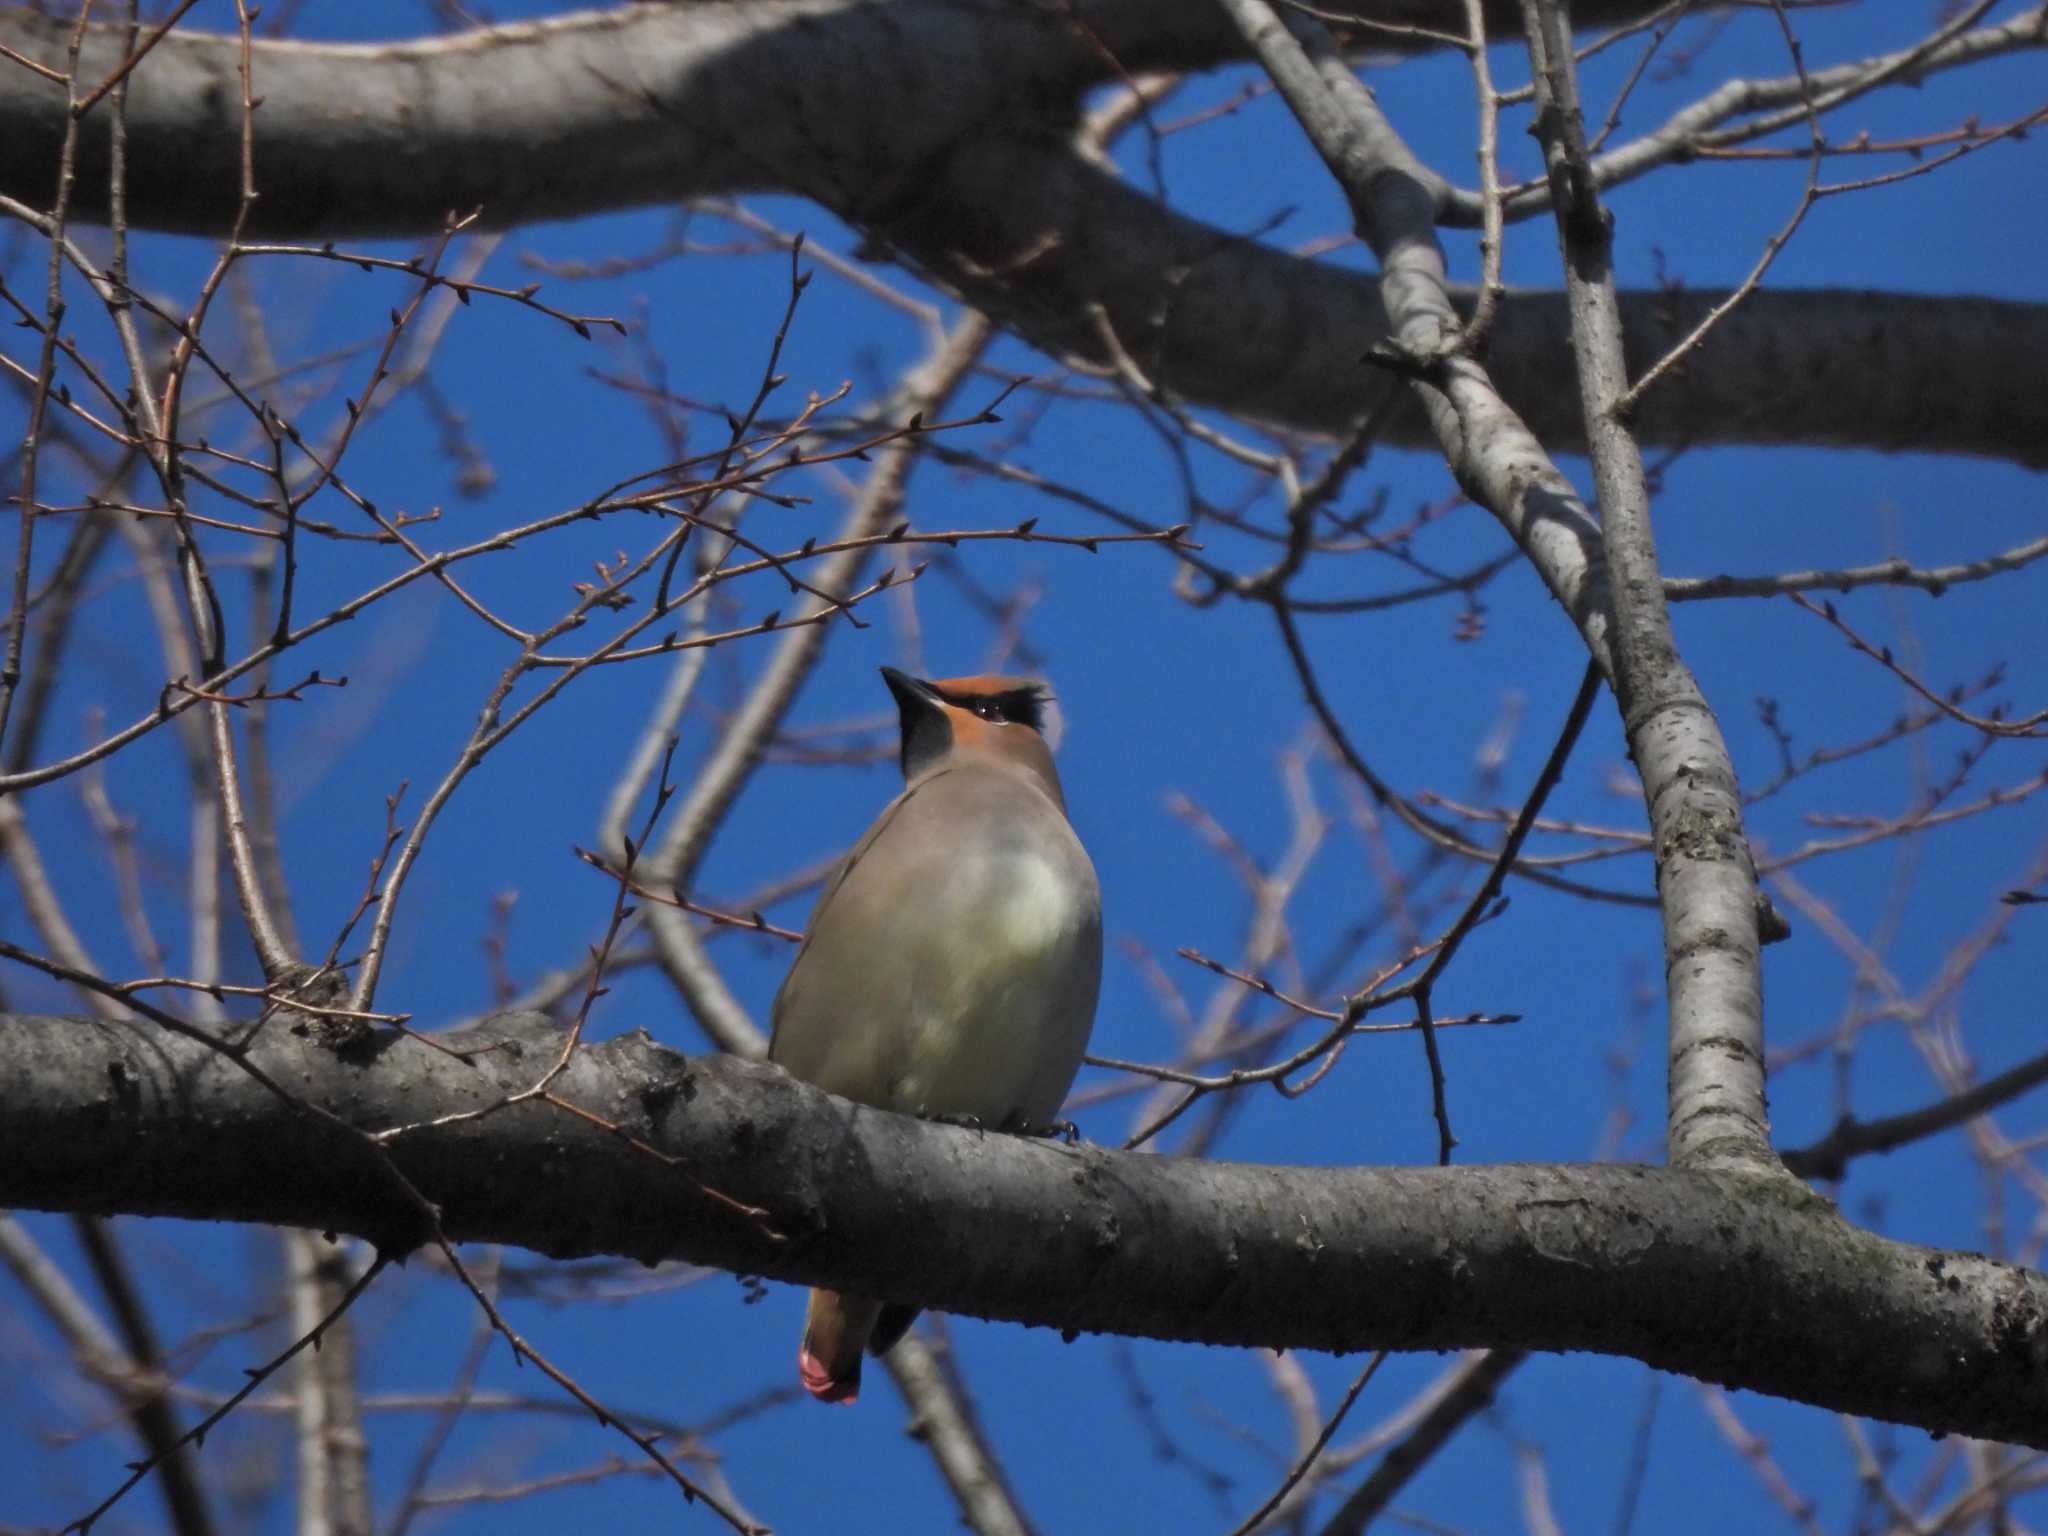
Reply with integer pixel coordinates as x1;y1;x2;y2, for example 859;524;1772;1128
799;1289;884;1404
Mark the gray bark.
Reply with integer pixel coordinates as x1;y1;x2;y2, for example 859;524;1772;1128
1517;0;1770;1170
4;1008;2044;1448
0;4;2041;466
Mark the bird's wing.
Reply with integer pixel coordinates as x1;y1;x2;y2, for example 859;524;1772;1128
767;771;952;1056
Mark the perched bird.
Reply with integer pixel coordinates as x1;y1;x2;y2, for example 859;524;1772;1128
769;667;1103;1404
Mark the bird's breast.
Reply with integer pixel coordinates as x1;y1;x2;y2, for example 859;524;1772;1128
770;772;1102;1126
954;845;1093;956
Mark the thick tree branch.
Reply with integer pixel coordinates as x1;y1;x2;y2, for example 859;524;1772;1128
0;0;1681;235
876;134;2048;465
2;1009;2044;1448
0;6;2040;465
1518;0;1768;1168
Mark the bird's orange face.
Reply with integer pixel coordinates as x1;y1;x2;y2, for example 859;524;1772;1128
883;669;1063;800
924;675;1049;751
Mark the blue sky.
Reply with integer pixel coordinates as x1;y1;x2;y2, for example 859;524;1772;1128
3;2;2045;1532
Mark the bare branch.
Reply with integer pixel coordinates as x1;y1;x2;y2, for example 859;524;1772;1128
5;1011;2045;1449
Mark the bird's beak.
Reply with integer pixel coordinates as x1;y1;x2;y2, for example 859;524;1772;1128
880;666;939;712
881;667;950;781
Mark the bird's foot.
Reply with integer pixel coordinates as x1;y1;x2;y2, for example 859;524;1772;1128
916;1109;987;1136
1014;1116;1081;1144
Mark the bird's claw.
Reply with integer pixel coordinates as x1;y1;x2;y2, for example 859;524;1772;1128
918;1109;987;1136
1016;1116;1081;1144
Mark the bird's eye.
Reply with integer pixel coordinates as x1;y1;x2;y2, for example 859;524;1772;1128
974;700;1004;721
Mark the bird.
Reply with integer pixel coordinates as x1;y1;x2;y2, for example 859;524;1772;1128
768;666;1103;1404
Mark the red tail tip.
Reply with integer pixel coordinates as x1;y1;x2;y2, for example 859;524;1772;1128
799;1347;861;1405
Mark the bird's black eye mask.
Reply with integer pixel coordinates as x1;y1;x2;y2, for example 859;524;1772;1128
894;680;1050;780
940;685;1048;731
